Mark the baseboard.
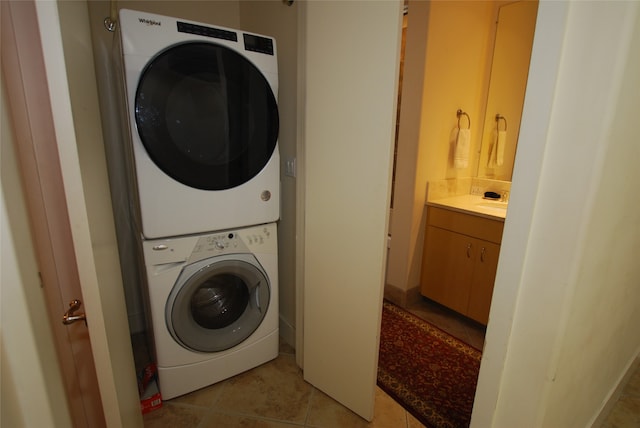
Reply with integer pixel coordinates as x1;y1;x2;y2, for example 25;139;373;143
383;283;422;308
383;283;405;306
279;315;295;349
589;347;640;427
406;286;423;306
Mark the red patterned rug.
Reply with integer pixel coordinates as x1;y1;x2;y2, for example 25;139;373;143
377;301;482;428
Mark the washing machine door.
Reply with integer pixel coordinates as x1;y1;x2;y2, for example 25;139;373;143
135;41;279;191
166;254;270;352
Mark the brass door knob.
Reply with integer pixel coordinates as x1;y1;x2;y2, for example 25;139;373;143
62;299;87;325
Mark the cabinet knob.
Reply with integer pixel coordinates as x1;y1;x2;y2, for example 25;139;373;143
466;243;472;258
481;247;486;262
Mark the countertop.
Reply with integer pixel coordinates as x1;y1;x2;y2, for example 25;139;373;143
426;194;507;221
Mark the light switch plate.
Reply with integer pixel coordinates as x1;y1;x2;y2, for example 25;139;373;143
284;157;297;177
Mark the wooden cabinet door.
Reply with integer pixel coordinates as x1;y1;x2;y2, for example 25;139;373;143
467;240;501;324
421;226;474;314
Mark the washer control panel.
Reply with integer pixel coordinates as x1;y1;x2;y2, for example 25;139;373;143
193;231;245;254
190;223;277;263
237;224;276;252
144;223;277;266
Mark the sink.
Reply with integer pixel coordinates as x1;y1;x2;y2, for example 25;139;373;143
476;201;508;211
428;194;508;218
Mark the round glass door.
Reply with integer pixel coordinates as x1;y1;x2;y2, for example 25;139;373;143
166;255;270;352
135;42;279;190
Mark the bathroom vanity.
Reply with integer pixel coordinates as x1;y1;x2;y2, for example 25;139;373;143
420;195;506;325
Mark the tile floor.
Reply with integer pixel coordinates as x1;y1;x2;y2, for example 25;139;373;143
138;298;475;428
142;339;426;428
598;360;640;427
137;297;638;427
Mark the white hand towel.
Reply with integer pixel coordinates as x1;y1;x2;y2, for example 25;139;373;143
454;128;471;169
487;137;496;168
496;130;506;166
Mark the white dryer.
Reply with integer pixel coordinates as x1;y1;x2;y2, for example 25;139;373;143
118;10;280;239
142;223;279;399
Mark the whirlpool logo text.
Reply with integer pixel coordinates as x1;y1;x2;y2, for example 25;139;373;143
138;18;161;27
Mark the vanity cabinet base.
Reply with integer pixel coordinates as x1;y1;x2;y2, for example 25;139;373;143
420;207;503;325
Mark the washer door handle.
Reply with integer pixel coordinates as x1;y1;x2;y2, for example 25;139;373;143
254;280;263;312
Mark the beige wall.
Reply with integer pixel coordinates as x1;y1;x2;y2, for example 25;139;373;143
238;0;299;348
116;0;240;26
421;1;494;181
387;0;495;297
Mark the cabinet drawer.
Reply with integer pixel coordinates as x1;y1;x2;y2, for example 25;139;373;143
428;207;503;244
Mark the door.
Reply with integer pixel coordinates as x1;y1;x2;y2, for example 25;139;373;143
132;41;279;190
2;1;140;427
1;2;104;426
300;1;403;421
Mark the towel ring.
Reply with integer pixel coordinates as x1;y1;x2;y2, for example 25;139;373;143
457;109;471;130
495;114;507;131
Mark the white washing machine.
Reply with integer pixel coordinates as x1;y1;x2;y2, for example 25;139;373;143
142;223;279;399
118;10;280;239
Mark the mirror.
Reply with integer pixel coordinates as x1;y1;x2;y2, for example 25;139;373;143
476;1;538;181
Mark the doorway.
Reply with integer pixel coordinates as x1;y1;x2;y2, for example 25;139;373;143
385;0;537;328
381;0;538;422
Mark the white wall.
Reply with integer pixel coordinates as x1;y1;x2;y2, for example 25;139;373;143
473;1;640;426
534;2;640;425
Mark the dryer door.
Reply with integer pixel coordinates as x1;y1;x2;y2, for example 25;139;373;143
135;41;279;191
166;254;270;352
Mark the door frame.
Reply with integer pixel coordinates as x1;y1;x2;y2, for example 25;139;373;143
2;2;104;426
2;1;142;426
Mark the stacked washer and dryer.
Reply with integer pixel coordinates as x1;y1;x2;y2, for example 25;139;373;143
117;10;280;399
